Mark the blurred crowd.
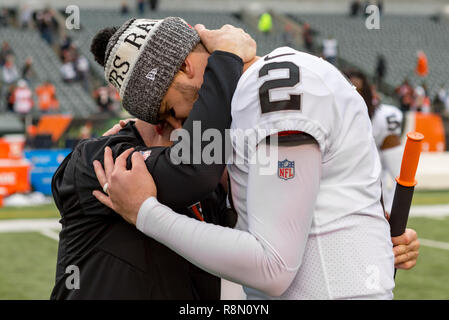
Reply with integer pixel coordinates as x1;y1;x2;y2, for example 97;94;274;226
0;5;121;118
58;35;90;90
349;0;384;17
396;79;449;116
290;16;449;122
120;0;159;16
0;40;57;116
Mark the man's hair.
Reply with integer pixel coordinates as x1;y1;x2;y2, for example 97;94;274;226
343;69;376;119
193;42;207;53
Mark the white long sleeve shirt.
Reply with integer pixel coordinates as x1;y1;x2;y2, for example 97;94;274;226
137;141;321;297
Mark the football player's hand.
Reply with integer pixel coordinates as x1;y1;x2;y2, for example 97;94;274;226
102;118;137;136
92;147;157;225
195;24;256;63
392;228;420;270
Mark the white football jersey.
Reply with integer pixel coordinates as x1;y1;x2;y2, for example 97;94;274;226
372;104;403;150
228;47;394;299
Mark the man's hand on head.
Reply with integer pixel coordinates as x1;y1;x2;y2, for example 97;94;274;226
195;24;256;63
92;146;157;225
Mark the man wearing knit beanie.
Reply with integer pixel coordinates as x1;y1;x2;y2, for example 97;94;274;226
91;17;256;128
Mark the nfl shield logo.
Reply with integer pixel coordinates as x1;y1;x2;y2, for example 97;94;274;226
278;159;295;180
140;150;152;161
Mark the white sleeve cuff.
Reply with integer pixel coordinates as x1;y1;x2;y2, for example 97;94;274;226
136;196;159;233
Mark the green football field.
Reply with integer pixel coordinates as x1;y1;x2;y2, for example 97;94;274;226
0;191;448;300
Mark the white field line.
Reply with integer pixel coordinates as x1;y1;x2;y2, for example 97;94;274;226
39;229;60;241
0;219;60;241
419;238;449;251
410;204;449;218
0;218;60;233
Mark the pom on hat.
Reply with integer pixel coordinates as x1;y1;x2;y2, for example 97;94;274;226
90;26;118;67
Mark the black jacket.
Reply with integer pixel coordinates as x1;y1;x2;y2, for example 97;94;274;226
50;51;242;300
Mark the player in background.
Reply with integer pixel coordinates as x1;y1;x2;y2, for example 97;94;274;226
344;69;419;269
344;69;402;212
92;19;401;300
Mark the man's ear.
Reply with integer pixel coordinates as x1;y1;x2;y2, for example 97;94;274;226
180;56;195;79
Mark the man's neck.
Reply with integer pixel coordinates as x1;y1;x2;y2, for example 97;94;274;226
243;56;260;73
135;120;158;147
135;120;173;148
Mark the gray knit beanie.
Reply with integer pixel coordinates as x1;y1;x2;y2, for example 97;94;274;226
101;17;200;124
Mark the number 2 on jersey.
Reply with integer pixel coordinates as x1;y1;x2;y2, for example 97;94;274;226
258;62;301;114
